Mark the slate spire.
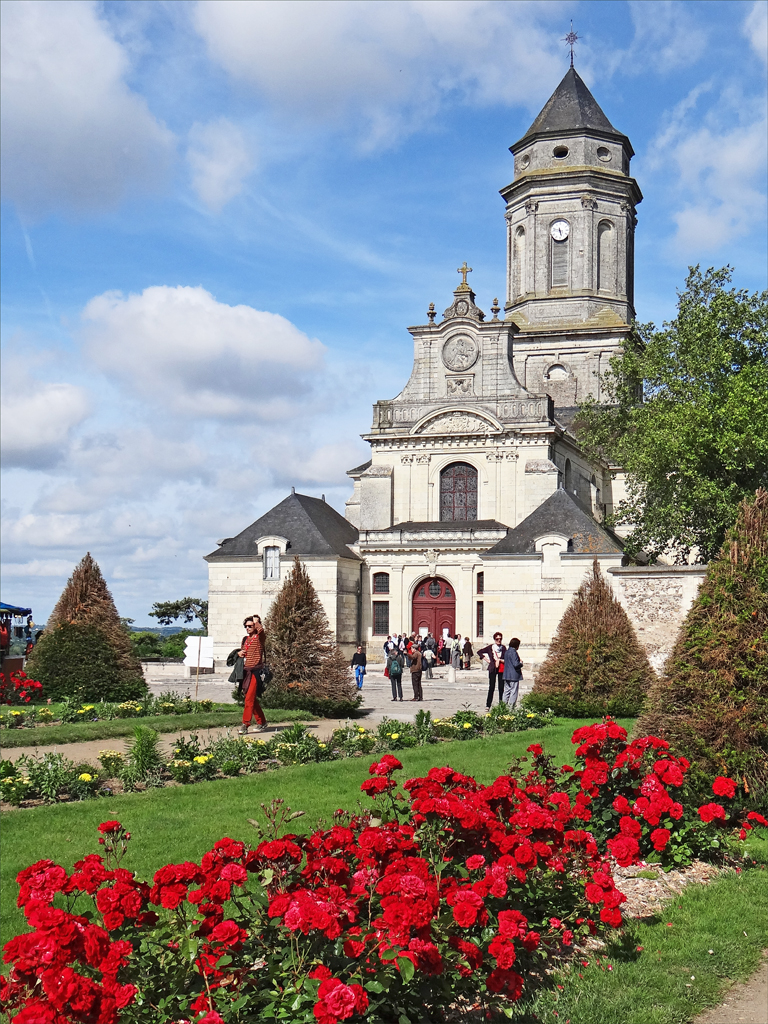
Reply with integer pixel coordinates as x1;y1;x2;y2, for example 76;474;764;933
522;67;624;142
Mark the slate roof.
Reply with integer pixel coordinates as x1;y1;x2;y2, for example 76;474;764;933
483;488;624;556
519;67;626;144
205;492;361;561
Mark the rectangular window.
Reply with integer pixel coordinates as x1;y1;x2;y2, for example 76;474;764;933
476;571;484;594
476;601;484;637
373;602;389;636
264;546;280;580
551;238;568;288
373;572;390;593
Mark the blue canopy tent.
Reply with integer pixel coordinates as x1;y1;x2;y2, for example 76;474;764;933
0;602;33;617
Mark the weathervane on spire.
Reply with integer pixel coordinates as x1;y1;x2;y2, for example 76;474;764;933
564;21;578;68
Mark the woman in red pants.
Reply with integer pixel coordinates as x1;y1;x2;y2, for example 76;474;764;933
238;615;267;733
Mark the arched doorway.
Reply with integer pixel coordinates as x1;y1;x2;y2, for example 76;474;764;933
412;577;455;639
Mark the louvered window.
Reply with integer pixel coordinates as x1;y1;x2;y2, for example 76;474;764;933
551;238;568;288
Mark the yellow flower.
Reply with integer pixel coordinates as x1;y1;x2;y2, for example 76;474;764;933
319;743;326;749
527;713;535;718
78;773;93;782
357;727;366;733
463;722;473;730
391;733;400;740
193;755;210;764
10;711;22;717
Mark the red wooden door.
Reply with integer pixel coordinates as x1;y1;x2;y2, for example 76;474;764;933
412;577;455;638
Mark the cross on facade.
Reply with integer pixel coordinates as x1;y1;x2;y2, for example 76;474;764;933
457;262;472;286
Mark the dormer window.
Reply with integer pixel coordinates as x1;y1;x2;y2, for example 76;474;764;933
264;546;280;580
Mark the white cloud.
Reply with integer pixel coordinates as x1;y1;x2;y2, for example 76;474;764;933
192;0;565;149
624;1;708;73
80;285;325;419
187;118;254;212
0;0;174;216
1;559;82;578
743;2;768;63
645;84;767;254
0;371;91;469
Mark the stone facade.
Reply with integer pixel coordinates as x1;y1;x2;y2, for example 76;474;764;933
206;68;681;672
608;566;707;672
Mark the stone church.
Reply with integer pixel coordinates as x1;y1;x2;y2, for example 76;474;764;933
206;67;641;666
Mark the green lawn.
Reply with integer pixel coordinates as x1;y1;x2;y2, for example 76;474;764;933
1;721;613;946
0;707;315;748
524;868;768;1024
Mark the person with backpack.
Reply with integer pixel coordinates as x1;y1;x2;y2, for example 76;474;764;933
422;644;435;679
387;646;405;701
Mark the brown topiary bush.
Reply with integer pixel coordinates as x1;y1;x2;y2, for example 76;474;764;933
526;558;655;718
25;553;145;702
261;557;361;717
636;489;768;798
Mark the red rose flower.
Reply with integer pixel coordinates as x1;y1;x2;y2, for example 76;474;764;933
698;803;726;823
712;776;737;799
650;828;670;851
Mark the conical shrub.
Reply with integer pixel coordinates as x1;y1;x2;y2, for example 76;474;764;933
527;558;655;718
26;553;145;702
261;557;360;717
636;489;768;796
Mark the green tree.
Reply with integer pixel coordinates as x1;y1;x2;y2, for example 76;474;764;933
578;266;768;563
261;557;360;717
527;559;655;718
26;553;145;701
636;489;768;798
149;597;208;631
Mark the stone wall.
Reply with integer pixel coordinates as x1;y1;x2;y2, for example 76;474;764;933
607;566;707;672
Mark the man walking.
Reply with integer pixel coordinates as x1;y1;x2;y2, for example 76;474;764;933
478;632;506;711
238;615;267;734
350;645;366;690
408;643;423;701
502;638;523;707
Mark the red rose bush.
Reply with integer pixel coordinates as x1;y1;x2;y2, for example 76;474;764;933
3;723;763;1023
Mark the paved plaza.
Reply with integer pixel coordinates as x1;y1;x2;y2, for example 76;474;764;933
145;661;535;736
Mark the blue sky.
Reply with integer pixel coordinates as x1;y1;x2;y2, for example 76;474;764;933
1;0;766;625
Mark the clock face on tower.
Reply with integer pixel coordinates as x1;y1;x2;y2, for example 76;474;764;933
550;220;570;241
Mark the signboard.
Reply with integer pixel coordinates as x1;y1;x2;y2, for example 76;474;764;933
183;636;214;669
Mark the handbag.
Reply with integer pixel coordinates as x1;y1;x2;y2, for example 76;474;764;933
256;664;273;696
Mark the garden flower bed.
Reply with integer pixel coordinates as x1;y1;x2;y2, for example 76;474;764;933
0;692;219;730
0;708;553;808
2;720;765;1023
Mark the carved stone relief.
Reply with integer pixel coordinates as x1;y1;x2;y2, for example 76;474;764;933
416;412;496;435
441;336;479;371
446;375;474;397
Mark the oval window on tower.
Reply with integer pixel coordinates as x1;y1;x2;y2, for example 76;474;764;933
553;145;569;159
597;146;611;162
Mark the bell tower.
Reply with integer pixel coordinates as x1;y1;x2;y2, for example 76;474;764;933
501;68;643;411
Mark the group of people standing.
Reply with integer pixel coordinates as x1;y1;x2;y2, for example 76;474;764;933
349;630;523;710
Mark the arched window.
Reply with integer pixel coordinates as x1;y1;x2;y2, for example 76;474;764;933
597;220;614;292
551;236;569;288
514;227;526;298
440;462;478;521
372;572;390;594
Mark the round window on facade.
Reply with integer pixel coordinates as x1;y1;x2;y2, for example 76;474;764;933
518;154;530;170
553;145;569;159
429;580;442;597
597;146;611;162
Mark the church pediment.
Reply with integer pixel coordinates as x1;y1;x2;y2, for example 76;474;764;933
411;408;502;436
